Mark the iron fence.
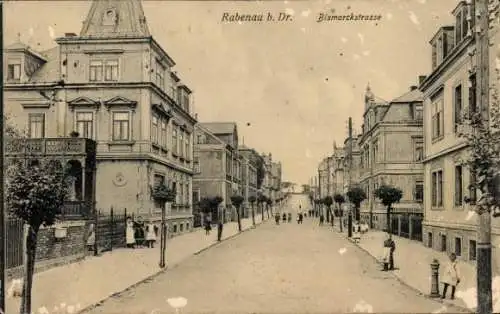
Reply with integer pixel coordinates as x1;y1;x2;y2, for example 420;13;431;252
94;208;128;252
6;218;24;269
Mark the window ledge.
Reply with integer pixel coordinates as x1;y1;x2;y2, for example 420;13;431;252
431;135;444;144
109;140;135;146
152;143;161;149
172;152;179;158
161;146;169;153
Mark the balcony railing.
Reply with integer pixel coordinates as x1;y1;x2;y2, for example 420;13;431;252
58;201;93;220
5;138;96;156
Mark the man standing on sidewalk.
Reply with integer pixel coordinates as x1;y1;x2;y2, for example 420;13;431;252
217;221;223;241
382;233;396;271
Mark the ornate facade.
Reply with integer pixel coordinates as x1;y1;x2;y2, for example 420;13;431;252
4;0;196;235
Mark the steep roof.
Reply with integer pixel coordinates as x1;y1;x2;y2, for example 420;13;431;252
199;122;236;135
5;41;47;62
28;47;60;83
80;0;150;38
390;88;423;103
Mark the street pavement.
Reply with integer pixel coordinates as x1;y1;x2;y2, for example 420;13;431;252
5;216;265;314
85;195;468;314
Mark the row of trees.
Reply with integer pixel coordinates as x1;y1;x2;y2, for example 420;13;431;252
198;193;287;231
310;184;403;233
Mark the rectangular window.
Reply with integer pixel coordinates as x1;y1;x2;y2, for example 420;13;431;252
104;60;119;81
171;181;177;204
8;63;21;80
28;113;45;138
462;7;468;39
76;112;93;139
185;183;189;204
443;33;449;58
161;119;167;148
441;234;447;252
432;170;443;207
179;131;184;157
455;165;463;206
172;126;178;155
469;240;477;260
194;156;200;173
183;93;190;112
415;181;424;202
185;132;190;160
415;143;424;161
154;174;164;187
455;237;462;257
89;60;103;81
151;115;158;144
454;84;463;132
155;61;165;90
428;232;433;248
112;112;129;141
469;74;477;115
180;224;184;232
469;167;477;204
431;99;444;140
173;225;177;233
456;12;463;44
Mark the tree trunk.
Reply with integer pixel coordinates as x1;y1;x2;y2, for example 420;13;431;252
330;206;334;227
355;206;361;222
266;204;270;219
339;213;343;232
386;205;391;233
236;206;242;232
251;204;255;226
20;224;39;314
159;204;167;268
261;203;264;221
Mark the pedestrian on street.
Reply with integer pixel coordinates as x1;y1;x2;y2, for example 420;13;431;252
204;216;212;235
217;221;223;241
441;252;461;300
287;212;292;223
298;213;303;224
145;222;156;248
86;223;95;252
275;212;280;225
282;212;287;223
319;214;324;226
382;233;396;271
126;217;135;248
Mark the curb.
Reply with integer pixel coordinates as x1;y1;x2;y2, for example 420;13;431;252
338;233;473;314
78;220;267;314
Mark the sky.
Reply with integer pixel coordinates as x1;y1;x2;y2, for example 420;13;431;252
4;0;459;186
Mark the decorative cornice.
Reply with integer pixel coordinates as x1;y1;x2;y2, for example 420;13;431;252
83;49;125;54
103;96;137;110
21;101;51;109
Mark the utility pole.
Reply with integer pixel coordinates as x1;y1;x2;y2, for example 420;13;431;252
347;117;353;238
0;1;6;311
474;0;492;313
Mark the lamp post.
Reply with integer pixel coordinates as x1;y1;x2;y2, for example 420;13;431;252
0;2;5;310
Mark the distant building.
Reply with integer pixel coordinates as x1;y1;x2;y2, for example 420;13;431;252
4;0;197;236
357;83;424;238
239;145;258;218
193;122;239;223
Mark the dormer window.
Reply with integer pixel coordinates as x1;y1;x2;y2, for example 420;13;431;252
8;63;21;81
455;11;463;44
453;2;470;45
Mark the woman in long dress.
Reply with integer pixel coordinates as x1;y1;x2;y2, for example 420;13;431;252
126;217;135;248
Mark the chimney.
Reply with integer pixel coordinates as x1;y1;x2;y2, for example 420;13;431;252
410;85;418;91
65;32;77;37
418;75;427;85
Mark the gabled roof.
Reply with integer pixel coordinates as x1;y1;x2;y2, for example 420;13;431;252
390;88;423;103
199;122;237;135
5;41;47;62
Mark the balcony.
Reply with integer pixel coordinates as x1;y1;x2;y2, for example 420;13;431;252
59;201;93;220
5;138;96;157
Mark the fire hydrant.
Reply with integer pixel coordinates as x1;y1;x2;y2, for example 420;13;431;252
430;259;440;298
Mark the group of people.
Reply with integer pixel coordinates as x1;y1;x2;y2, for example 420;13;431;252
275;212;292;224
126;217;158;248
204;216;224;241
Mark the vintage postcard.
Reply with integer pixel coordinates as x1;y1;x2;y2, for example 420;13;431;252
2;0;500;313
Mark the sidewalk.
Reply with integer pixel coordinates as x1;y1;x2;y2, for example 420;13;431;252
337;227;489;312
6;216;266;314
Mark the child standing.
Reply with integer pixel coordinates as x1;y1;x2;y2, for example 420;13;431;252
145;222;157;248
441;253;461;300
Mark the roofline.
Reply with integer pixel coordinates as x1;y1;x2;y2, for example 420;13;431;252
429;25;455;44
4;46;47;62
55;36;176;67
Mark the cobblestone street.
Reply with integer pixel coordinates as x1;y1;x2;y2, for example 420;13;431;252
85;196;468;314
